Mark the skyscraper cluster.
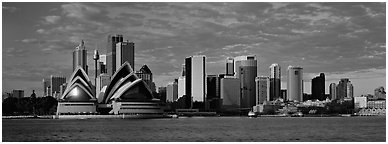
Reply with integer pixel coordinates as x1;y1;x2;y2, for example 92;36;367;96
330;78;354;100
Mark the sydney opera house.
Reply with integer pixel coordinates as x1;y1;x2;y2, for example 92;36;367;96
57;62;164;116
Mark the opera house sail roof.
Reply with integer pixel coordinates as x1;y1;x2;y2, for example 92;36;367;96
60;66;96;102
102;62;154;104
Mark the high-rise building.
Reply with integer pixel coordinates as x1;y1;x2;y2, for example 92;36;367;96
185;55;206;105
329;83;337;100
135;65;153;90
59;83;67;96
158;87;167;103
337;78;353;99
178;64;186;100
12;90;24;99
287;66;303;102
220;77;240;109
256;76;270;105
166;80;178;102
43;78;49;97
116;41;135;71
281;89;287;100
207;75;220;100
107;34;124;76
226;57;234;76
234;55;250;78
239;55;257;109
50;75;66;99
96;74;111;101
269;63;281;101
97;54;107;75
73;40;88;74
311;73;325;100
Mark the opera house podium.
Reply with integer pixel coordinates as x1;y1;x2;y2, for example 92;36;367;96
57;67;97;115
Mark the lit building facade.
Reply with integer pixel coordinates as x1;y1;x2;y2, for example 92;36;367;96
185;55;206;105
73;40;88;74
287;66;303;102
166;80;178;102
226;57;234;76
239;55;257;109
311;73;325;100
256;76;270;105
116;41;135;71
269;63;281;101
107;34;124;76
233;55;250;78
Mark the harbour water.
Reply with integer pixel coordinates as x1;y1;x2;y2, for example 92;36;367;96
2;116;385;142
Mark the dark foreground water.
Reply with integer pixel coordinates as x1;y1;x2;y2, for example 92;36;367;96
2;116;386;142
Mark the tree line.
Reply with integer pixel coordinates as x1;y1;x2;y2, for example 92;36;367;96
2;96;58;116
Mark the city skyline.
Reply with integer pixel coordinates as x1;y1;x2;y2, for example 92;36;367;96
3;2;386;97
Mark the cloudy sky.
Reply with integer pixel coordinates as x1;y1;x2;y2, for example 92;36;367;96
2;2;386;97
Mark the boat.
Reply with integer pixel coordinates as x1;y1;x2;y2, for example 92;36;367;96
248;111;257;117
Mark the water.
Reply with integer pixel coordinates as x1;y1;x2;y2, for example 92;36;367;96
2;116;385;142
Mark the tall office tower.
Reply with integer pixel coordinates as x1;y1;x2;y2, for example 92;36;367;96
12;90;24;99
281;89;287;100
50;75;66;99
166;80;178;102
329;83;337;100
185;55;206;107
234;55;252;78
107;34;124;76
269;63;281;101
226;57;234;75
287;66;303;102
59;83;67;96
256;76;270;105
337;78;353;99
207;75;220;100
73;40;88;74
311;73;325;100
178;64;186;99
43;78;49;97
220;77;240;109
239;56;257;109
116;41;135;71
98;54;107;74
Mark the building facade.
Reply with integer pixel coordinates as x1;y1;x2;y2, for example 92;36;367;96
50;75;66;99
116;41;135;71
220;77;240;109
329;83;337;100
256;76;270;105
43;78;49;97
166;80;178;102
239;56;257;109
269;63;281;101
185;55;206;105
107;34;124;76
311;73;325;100
337;78;353;99
287;66;303;102
73;40;88;74
226;57;234;76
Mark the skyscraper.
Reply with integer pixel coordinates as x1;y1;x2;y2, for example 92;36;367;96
107;34;123;76
311;73;325;100
337;78;353;99
329;83;337;100
234;55;250;78
50;75;66;99
269;63;281;101
43;78;49;97
178;64;186;100
239;55;257;109
166;80;178;102
98;54;107;75
73;40;88;74
256;76;270;105
226;57;234;76
185;55;206;107
287;66;303;102
207;75;220;100
116;41;135;71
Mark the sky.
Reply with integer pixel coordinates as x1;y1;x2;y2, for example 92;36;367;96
2;2;386;97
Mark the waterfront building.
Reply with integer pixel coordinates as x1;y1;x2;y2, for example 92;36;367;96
269;63;281;101
220;77;240;109
374;86;386;99
185;55;206;107
226;57;234;76
73;40;88;74
329;83;337;100
354;96;367;109
158;87;167;103
311;73;325;100
57;67;97;114
101;62;163;115
255;76;270;105
107;34;124;76
116;41;135;71
337;78;353;99
43;78;49;97
166;80;178;102
207;75;221;110
233;55;251;78
178;64;186;99
287;66;303;102
12;90;24;99
50;75;66;99
239;55;257;109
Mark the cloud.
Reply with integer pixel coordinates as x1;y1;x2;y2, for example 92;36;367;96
21;38;39;44
2;6;19;12
43;15;61;24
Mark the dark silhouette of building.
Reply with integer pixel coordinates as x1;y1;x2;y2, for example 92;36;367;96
158;87;167;103
311;73;325;100
116;41;135;71
337;78;353;99
107;34;123;76
136;65;154;92
206;75;221;110
269;63;281;101
239;55;257;110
